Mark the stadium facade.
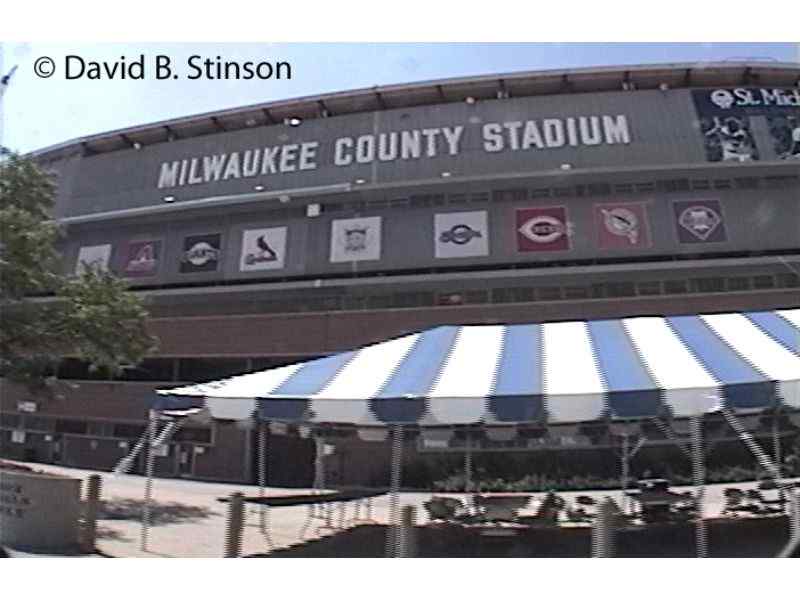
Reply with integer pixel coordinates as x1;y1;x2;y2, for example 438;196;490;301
1;62;799;486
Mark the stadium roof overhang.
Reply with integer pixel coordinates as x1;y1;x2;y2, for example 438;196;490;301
33;61;800;163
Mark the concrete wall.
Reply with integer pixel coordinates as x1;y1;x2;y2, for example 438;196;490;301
0;469;81;552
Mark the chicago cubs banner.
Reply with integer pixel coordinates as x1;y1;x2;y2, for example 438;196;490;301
594;202;651;250
123;240;161;277
516;206;570;252
76;244;112;275
434;210;489;259
673;199;728;244
240;227;287;271
330;216;382;263
180;233;222;273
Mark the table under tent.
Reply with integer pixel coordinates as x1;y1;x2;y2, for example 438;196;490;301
145;308;800;557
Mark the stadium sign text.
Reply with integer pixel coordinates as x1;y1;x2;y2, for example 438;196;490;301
156;114;631;189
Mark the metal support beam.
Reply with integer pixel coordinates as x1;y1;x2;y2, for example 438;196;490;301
464;434;473;493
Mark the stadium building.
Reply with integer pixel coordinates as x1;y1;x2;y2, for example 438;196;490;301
1;62;799;487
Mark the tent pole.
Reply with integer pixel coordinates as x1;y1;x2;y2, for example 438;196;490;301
257;420;274;550
621;433;630;515
140;409;157;552
464;431;473;493
385;424;404;558
690;415;708;558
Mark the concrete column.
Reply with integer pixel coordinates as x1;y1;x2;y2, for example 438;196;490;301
224;492;245;558
81;474;102;553
591;498;616;558
398;505;417;558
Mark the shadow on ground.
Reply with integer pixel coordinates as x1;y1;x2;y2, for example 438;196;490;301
97;497;218;525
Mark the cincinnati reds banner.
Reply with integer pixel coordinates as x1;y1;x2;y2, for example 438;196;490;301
434;210;489;259
76;244;112;275
672;199;728;244
516;206;570;252
330;216;382;263
240;227;287;271
123;240;161;277
180;233;222;273
594;202;651;250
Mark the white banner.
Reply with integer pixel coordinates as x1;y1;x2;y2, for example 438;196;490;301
239;227;287;271
434;210;489;258
76;244;111;275
330;216;382;263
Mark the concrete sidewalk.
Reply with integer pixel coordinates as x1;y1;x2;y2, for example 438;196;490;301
4;461;797;558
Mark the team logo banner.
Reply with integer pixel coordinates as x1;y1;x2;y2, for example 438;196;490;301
240;227;287;271
76;244;112;275
124;240;161;277
330;216;382;263
180;233;221;273
516;207;570;252
594;202;651;250
673;200;727;244
434;211;489;259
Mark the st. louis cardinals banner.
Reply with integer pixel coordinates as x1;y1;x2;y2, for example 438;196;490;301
434;210;489;259
240;227;287;271
516;206;570;252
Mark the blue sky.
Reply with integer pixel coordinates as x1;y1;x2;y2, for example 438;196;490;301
1;42;797;154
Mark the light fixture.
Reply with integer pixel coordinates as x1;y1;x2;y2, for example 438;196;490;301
306;203;321;217
354;178;367;184
254;185;265;192
559;163;572;171
163;195;176;202
465;96;476;104
132;142;142;150
659;82;669;91
286;117;302;127
245;118;257;127
279;194;290;204
441;171;452;178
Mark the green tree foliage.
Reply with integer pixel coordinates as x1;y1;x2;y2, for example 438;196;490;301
0;152;157;386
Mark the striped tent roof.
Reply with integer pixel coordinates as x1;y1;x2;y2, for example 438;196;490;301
155;309;800;426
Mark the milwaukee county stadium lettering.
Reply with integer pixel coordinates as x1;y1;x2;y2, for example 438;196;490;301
156;114;631;189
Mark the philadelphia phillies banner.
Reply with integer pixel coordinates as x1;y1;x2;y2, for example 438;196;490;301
516;206;570;252
330;216;382;263
594;202;651;250
240;227;287;271
673;199;728;244
123;240;161;277
76;244;112;275
434;210;489;259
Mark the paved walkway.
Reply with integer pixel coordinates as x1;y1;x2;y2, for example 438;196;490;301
4;461;798;557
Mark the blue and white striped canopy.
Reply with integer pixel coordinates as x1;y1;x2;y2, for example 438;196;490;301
155;309;800;426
